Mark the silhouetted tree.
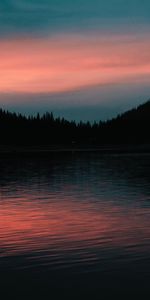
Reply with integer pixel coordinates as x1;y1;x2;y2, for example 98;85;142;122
0;100;150;146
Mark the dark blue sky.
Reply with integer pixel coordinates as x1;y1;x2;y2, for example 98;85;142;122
1;1;150;35
0;0;150;35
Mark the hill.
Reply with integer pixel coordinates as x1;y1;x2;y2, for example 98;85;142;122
0;100;150;146
102;100;150;144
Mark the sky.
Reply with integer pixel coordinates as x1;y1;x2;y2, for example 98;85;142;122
0;0;150;121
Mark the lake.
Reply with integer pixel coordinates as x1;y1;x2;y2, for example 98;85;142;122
0;153;150;298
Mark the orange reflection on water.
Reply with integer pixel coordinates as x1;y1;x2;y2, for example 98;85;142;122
0;194;150;257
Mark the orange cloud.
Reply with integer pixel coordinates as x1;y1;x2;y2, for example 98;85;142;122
0;33;150;94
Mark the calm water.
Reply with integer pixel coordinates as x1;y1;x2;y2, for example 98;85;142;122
0;153;150;297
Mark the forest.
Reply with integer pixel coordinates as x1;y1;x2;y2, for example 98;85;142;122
0;100;150;146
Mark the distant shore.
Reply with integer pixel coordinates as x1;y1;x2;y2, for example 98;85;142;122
0;144;150;157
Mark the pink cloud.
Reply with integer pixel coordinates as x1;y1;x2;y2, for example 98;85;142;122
0;33;150;94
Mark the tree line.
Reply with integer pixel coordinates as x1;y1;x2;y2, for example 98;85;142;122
0;100;150;146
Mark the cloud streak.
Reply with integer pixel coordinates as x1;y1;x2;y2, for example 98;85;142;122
0;33;150;95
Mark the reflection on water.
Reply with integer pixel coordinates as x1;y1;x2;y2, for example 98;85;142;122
0;153;150;294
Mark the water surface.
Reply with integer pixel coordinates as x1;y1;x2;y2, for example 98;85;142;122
0;153;150;297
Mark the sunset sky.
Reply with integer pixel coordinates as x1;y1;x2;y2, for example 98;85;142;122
0;0;150;121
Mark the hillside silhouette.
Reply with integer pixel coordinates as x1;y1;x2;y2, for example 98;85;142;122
0;100;150;146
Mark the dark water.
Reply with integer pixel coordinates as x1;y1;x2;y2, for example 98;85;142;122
0;153;150;298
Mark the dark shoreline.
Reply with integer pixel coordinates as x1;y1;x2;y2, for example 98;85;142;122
0;144;150;157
